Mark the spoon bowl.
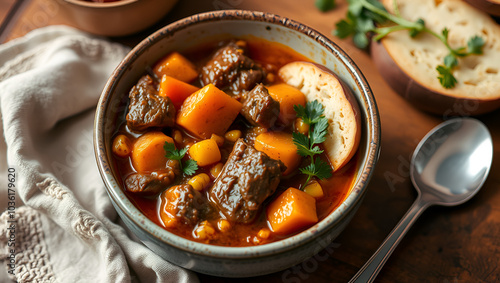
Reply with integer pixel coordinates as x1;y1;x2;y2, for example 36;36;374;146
350;117;493;283
411;118;493;206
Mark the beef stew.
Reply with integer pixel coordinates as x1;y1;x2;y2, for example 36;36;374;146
111;38;358;246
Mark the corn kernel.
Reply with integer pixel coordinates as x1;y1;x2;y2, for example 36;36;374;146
257;228;271;239
224;130;242;143
173;130;183;145
217;219;231;233
266;73;275;83
303;180;324;198
194;221;216;240
188;173;211;191
210;133;225;147
294;118;310;136
112;134;131;157
210;163;224;178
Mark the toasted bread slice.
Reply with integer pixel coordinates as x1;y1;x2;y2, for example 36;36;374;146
373;0;500;115
279;62;361;171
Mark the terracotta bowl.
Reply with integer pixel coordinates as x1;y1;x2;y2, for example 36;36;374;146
56;0;178;37
94;10;380;277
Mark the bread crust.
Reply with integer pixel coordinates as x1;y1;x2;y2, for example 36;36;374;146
463;0;500;17
278;62;361;171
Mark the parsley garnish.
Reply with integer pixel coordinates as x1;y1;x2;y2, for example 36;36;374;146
332;0;485;89
164;142;198;176
316;0;335;12
293;101;333;188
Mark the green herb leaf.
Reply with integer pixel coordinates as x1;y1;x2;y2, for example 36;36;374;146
310;117;328;145
333;0;485;89
408;18;425;38
300;157;333;182
467;35;485;55
292;132;312;157
293;101;332;187
294;100;325;125
436;65;457;89
443;54;458;68
335;19;356;38
164;142;183;160
442;28;449;40
164;142;198;176
183;159;199;176
316;0;335;12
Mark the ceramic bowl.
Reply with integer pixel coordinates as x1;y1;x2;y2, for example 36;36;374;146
56;0;178;37
94;10;380;277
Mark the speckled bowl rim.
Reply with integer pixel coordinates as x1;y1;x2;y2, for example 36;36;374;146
95;10;381;259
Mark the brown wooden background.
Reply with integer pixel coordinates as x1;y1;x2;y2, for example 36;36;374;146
1;0;499;282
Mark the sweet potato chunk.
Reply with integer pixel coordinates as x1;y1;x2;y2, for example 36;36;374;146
131;131;174;174
254;131;301;176
153;52;198;83
176;84;242;139
158;75;200;109
267;187;318;235
267;83;306;125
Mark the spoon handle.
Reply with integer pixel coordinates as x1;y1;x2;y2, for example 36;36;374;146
349;196;431;283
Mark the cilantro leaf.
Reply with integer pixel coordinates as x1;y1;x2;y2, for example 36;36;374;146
467;36;484;55
353;31;370;49
316;0;335;12
442;28;449;40
300;157;333;180
436;65;457;89
164;142;198;176
293;101;333;188
335;18;356;39
294;100;325;125
311;117;328;145
183;159;198;176
292;132;312;157
408;18;425;38
443;54;458;68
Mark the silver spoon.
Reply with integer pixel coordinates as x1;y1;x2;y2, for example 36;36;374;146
350;117;493;283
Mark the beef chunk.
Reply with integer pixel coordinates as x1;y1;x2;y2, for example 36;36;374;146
160;184;214;226
241;84;280;128
201;41;265;93
126;75;175;131
124;160;180;195
209;139;285;223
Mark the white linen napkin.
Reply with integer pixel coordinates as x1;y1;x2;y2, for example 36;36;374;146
0;26;199;283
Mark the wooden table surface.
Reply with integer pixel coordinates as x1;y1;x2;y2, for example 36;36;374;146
1;1;499;282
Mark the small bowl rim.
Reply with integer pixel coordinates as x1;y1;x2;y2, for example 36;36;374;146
64;0;138;8
95;9;380;259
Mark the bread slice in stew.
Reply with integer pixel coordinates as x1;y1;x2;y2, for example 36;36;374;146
279;62;361;171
